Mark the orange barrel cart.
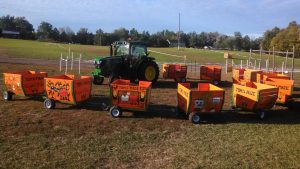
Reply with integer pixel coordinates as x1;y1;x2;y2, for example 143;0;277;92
3;71;47;100
264;78;294;106
109;79;152;117
232;82;278;119
177;83;225;124
162;64;187;82
232;68;262;84
256;72;289;83
232;68;246;84
44;74;92;109
200;65;222;85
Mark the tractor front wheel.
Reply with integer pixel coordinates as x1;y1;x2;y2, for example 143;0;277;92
138;61;159;83
93;76;104;85
108;75;120;84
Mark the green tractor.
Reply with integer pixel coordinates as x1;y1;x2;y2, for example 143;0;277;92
92;41;159;85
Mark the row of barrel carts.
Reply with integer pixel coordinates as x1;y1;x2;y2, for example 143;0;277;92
2;64;294;124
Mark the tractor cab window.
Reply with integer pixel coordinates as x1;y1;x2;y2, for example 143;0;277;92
115;44;129;56
131;45;146;57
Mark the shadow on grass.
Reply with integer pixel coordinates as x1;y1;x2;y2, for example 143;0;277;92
293;87;300;92
53;95;110;111
153;80;178;89
33;94;300;125
108;103;300;125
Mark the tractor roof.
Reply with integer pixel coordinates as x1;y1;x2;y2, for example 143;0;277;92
112;41;146;46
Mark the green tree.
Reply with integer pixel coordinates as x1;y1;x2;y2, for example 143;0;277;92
94;28;104;45
242;35;251;50
113;28;129;41
270;21;300;57
0;15;16;30
37;21;53;40
233;32;242;50
14;17;34;39
261;27;280;50
50;27;60;41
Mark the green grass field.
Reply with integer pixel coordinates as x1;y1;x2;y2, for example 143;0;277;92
1;38;299;69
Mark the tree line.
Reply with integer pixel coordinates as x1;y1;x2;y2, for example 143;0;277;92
0;15;299;56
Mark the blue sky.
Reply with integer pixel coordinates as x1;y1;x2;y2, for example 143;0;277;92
0;0;299;37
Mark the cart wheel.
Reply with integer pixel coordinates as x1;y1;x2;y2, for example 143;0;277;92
286;100;294;109
257;111;267;120
110;106;122;118
44;99;56;109
189;112;201;124
213;81;219;85
3;91;12;101
181;78;187;82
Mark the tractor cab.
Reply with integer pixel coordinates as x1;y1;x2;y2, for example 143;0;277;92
110;41;147;57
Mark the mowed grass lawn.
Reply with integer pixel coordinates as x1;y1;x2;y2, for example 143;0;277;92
1;38;299;68
0;62;300;168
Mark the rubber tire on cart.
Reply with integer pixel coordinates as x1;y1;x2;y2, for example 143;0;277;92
44;99;56;109
174;78;186;83
93;76;104;85
3;91;12;101
213;80;219;85
110;106;122;118
257;110;267;120
285;100;294;109
189;112;201;124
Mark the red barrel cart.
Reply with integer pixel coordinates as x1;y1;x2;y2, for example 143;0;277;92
200;65;222;85
109;79;152;117
162;64;187;82
177;83;225;124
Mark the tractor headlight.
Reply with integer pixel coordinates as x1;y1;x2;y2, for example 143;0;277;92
94;60;102;65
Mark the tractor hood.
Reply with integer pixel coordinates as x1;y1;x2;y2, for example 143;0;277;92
94;56;109;65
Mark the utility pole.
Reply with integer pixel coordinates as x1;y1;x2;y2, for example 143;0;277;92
178;12;181;50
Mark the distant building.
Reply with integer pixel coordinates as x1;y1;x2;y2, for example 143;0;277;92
167;39;186;48
1;30;20;39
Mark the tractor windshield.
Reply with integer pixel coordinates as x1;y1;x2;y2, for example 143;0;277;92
115;44;129;56
131;44;147;57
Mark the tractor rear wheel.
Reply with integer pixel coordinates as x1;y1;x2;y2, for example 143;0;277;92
138;61;159;83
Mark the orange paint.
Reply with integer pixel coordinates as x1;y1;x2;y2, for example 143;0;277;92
233;68;262;84
44;74;92;104
200;65;222;83
256;72;289;83
3;71;47;96
162;64;187;79
232;82;278;111
264;78;294;104
110;79;152;111
177;83;224;114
